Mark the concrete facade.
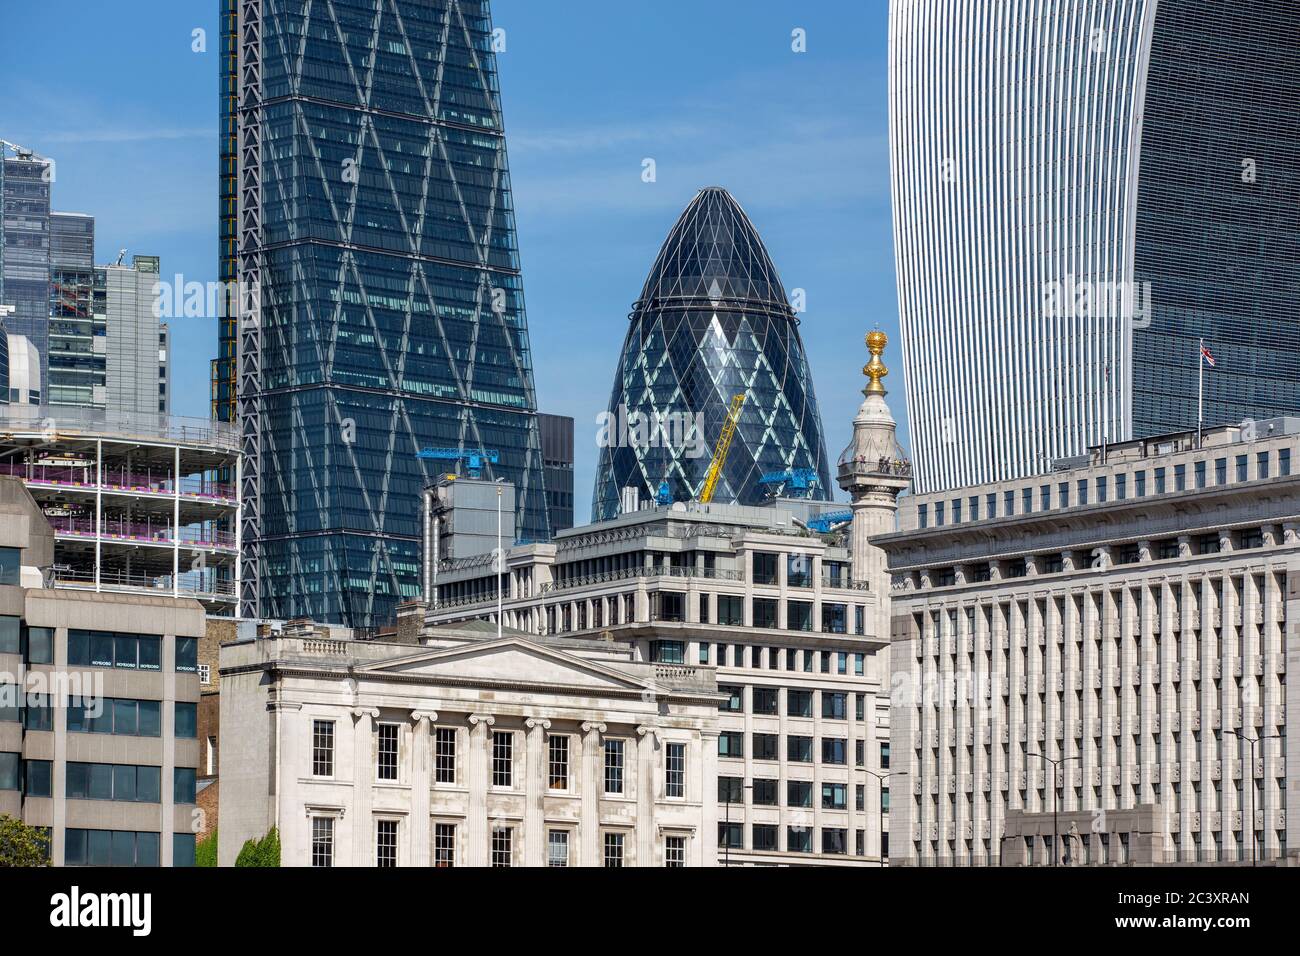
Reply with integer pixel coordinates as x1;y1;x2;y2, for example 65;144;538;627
876;421;1300;866
425;501;894;865
219;621;720;867
0;475;205;865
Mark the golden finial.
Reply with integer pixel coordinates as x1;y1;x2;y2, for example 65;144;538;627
863;329;888;396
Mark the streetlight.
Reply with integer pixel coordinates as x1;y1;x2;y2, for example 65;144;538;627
723;780;753;867
1026;752;1079;866
865;770;906;866
1224;729;1280;865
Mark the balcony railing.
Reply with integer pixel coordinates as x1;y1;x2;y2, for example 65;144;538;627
45;515;237;549
0;461;236;502
51;565;237;599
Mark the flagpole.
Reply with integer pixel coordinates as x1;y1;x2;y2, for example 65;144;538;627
1197;338;1204;448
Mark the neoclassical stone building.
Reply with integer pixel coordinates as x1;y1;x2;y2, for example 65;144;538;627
219;621;720;867
877;421;1300;866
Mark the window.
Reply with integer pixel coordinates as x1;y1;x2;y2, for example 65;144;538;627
1135;471;1146;496
491;827;513;867
752;552;778;585
787;689;812;717
206;736;217;776
787;553;812;587
787;780;813;807
918;504;928;529
787;601;812;631
175;702;197;739
788;827;812;853
935;502;945;526
1236;455;1247;481
375;724;399;781
23;694;51;731
312;817;334;867
821;782;847;809
67;630;161;670
855;739;865;767
752;824;778;852
25;759;52;797
821;738;847;765
0;752;17;790
856;830;866;856
718;776;745;804
752;732;778;761
665;742;686;797
434;727;456;784
1097;476;1108;502
822;828;848;855
1194;461;1206;489
66;698;160;737
665;835;686;867
433;823;456;867
718;731;743;758
0;548;19;586
985;493;996;517
821;692;847;720
821;603;847;633
1116;474;1127;500
1175;464;1186;491
66;763;160;803
882;788;891;812
1281;449;1291;477
753;686;778;714
65;829;159;867
698;642;710;664
604;739;624;794
881;743;891;769
719;685;743;712
856;693;866;720
491;731;514;788
1004;490;1014;515
752;778;779;805
548;830;569;867
24;626;52;664
174;833;196;867
856;784;866;811
198;663;211;685
174;767;196;804
176;637;198;673
717;823;742;850
376;820;398;867
603;832;625;867
548;735;570;790
1258;452;1270;479
752;598;778;628
649;639;684;663
1215;458;1227;484
717;595;743;626
1022;487;1032;513
1077;479;1089;505
787;736;813;762
952;498;962;523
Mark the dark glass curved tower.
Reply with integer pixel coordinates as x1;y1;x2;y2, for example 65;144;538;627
592;187;831;521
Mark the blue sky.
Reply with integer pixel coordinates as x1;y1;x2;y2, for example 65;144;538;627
0;0;901;512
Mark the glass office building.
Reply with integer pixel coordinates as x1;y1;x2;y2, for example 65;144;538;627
221;0;549;625
1;150;53;384
592;187;831;521
890;0;1300;493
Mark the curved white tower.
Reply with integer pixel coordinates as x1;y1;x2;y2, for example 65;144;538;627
890;0;1156;492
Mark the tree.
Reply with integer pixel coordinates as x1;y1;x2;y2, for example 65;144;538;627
196;829;218;867
0;815;51;867
235;827;280;867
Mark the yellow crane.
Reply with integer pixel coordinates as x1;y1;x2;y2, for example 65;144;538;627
698;393;746;503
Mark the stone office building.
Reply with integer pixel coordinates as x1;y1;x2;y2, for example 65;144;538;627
876;421;1300;866
219;620;720;867
424;503;895;866
0;476;204;866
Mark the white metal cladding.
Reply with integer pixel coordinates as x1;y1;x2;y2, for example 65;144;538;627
889;0;1157;493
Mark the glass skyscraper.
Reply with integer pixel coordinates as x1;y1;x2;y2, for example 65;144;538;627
592;186;831;521
1;148;53;385
221;0;549;626
890;0;1300;493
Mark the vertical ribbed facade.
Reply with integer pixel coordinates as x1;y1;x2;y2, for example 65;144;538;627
891;0;1300;494
891;0;1154;493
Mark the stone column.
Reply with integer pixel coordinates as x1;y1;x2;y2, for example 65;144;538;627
636;725;659;866
351;707;379;866
580;722;606;866
410;710;436;867
467;714;494;867
524;717;550;866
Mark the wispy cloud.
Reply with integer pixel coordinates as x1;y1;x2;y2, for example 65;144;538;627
35;127;214;144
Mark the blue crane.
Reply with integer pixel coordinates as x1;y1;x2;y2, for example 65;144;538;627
806;510;853;533
757;467;820;498
417;447;500;479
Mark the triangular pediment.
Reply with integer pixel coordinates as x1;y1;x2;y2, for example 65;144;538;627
356;637;652;693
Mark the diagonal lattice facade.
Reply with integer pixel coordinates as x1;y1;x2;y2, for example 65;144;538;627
227;0;548;626
593;187;831;521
